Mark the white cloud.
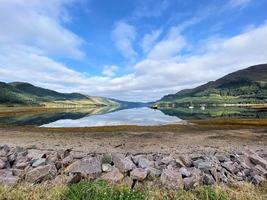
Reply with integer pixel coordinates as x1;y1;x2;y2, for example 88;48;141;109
102;65;119;77
112;21;137;60
147;27;186;60
141;29;162;53
228;0;252;8
0;0;84;59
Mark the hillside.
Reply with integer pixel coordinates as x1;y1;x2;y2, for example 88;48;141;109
155;63;267;107
0;81;119;108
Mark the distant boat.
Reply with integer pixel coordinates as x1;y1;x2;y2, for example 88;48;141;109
151;105;158;109
189;101;194;109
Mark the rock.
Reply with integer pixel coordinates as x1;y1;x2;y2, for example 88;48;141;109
101;168;124;183
196;161;213;172
244;149;267;169
70;151;86;159
65;156;102;178
138;157;153;169
147;167;161;179
255;165;267;177
179;155;192;167
25;164;57;183
130;168;147;181
61;155;74;167
27;149;46;160
102;163;113;172
216;155;227;162
160;167;183;189
54;174;81;184
161;156;173;165
112;154;135;173
203;174;215;185
11;169;25;178
0;169;20;185
0;159;6;169
252;174;265;185
32;158;46;167
0;145;10;157
179;167;191;177
221;161;238;174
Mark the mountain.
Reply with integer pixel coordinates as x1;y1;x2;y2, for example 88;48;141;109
155;63;267;107
0;81;119;107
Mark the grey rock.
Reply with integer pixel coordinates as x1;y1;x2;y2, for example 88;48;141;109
102;163;113;172
160;167;183;189
32;158;46;168
161;156;173;165
65;156;102;178
102;153;112;164
255;165;267;177
61;155;74;167
179;167;191;177
101;168;124;183
221;161;238;174
0;169;20;185
130;168;147;181
27;149;46;160
0;159;6;169
138;157;153;169
25;164;57;183
244;149;267;169
203;174;215;185
179;155;192;167
147;167;161;179
112;154;135;173
196;161;213;172
252;174;265;185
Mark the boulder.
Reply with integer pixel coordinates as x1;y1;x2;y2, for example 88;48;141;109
100;168;124;183
54;174;81;184
138;157;153;169
0;159;6;169
161;156;174;165
160;167;183;189
130;168;147;181
244;149;267;169
203;174;216;185
178;155;192;167
179;167;191;177
102;163;113;172
0;169;20;185
112;154;135;173
221;161;238;174
25;164;57;183
32;158;46;168
65;156;102;178
147;167;161;179
61;155;74;167
27;149;46;160
254;165;267;177
196;161;213;172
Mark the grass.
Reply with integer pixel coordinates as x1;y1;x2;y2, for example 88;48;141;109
0;181;266;200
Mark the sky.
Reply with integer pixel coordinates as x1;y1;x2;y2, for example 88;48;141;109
0;0;267;102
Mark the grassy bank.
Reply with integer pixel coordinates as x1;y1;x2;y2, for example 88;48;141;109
0;181;266;200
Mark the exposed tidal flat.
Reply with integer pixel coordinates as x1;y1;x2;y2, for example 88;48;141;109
0;106;266;200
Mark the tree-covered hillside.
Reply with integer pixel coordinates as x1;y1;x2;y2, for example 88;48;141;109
156;64;267;107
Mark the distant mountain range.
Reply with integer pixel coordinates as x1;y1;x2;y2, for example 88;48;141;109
155;63;267;107
0;81;119;107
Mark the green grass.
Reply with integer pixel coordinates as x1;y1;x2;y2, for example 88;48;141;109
0;181;266;200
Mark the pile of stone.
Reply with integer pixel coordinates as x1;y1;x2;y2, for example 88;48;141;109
0;144;266;189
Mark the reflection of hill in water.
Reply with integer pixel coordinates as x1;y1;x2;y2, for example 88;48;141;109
0;106;121;126
159;107;267;120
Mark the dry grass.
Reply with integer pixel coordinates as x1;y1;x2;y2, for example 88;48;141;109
0;181;266;200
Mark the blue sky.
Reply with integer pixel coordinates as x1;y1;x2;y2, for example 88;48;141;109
0;0;267;101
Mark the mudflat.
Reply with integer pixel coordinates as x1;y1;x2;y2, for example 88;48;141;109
0;119;266;155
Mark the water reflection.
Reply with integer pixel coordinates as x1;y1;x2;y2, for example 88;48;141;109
41;107;182;127
0;106;266;127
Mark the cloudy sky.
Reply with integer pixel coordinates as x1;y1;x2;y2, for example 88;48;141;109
0;0;267;102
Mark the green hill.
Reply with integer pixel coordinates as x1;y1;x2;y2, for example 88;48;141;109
0;81;119;107
155;63;267;107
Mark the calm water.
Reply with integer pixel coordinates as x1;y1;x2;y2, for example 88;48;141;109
0;106;266;127
41;107;182;127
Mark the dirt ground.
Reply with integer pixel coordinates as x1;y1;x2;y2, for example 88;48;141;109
0;125;266;156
